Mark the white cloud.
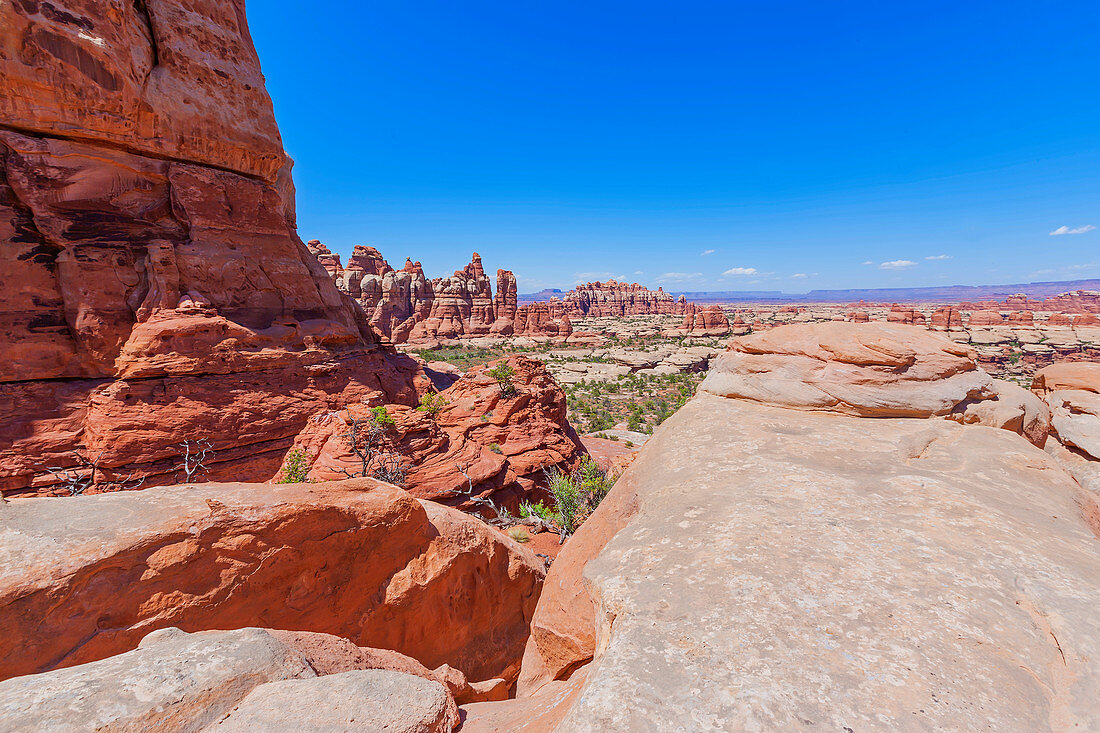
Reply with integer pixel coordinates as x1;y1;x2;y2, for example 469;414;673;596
701;249;715;256
879;260;917;270
722;267;758;276
861;260;874;266
657;272;703;282
925;254;952;260
573;271;614;284
633;270;644;275
1049;225;1095;236
790;273;808;279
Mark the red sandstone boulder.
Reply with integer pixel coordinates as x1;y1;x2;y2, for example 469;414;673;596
929;306;963;329
967;310;1005;326
702;322;994;417
0;479;544;684
281;356;586;509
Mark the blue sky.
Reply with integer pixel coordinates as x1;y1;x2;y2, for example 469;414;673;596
249;1;1099;293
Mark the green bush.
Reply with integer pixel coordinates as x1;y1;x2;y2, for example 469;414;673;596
488;442;502;454
545;457;614;537
277;448;311;484
520;499;555;522
417;391;448;417
488;362;517;396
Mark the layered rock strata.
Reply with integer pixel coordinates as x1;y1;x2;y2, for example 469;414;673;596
308;245;573;343
0;0;419;496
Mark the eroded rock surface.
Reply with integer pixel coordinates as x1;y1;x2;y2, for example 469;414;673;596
0;627;462;732
510;323;1100;731
0;0;420;495
283;356;584;509
0;479;543;683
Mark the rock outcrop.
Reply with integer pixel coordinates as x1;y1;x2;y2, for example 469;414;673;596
561;280;688;317
0;0;420;496
667;303;730;337
0;627;460;732
1033;363;1100;493
308;245;573;343
0;479;544;684
282;356;585;509
500;323;1100;730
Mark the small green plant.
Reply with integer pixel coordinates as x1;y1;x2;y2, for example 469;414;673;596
417;391;448;417
488;362;517;396
545;457;615;539
277;448;311;483
520;499;555;522
507;526;530;543
625;441;634;448
488;443;502;454
609;435;619;441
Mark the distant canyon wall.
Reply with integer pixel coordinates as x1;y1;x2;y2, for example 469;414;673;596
307;242;577;343
308;242;700;343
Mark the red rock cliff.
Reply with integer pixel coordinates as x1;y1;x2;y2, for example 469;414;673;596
0;0;420;495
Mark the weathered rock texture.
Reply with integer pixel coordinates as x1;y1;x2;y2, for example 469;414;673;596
1033;363;1100;494
0;627;460;732
0;479;544;684
282;356;585;509
507;323;1100;731
212;670;456;733
0;0;420;496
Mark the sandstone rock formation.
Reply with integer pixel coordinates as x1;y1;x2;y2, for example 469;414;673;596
702;322;995;417
0;627;460;732
1033;363;1100;493
0;0;420;495
667;303;731;336
561;280;688;317
282;356;585;509
212;669;455;732
501;322;1100;730
0;479;544;684
308;245;573;343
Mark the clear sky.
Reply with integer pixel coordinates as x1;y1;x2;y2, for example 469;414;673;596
249;1;1099;294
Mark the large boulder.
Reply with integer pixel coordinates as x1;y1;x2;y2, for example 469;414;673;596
210;670;455;733
0;627;459;732
700;322;994;417
512;323;1100;730
1032;363;1100;493
0;479;543;683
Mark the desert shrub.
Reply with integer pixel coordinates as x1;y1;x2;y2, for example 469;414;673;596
520;499;555;522
339;407;406;487
417;392;448;417
488;443;502;454
545;457;614;538
507;527;530;543
277;448;311;483
488;362;517;396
